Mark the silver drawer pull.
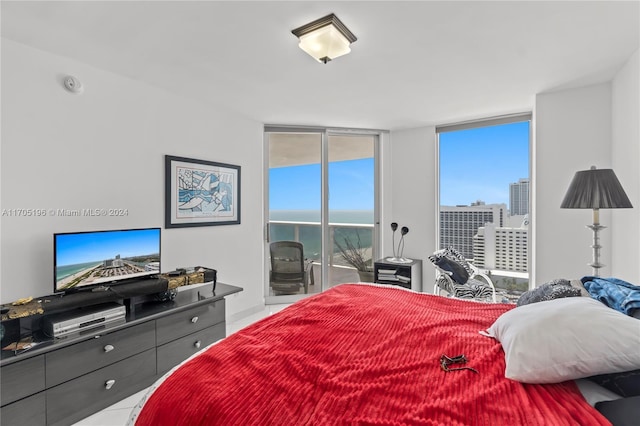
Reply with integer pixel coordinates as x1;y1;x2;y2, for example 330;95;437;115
105;379;116;390
103;344;115;353
194;340;202;349
191;316;199;324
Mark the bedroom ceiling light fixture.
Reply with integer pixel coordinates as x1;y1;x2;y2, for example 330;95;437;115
291;13;357;64
560;166;633;276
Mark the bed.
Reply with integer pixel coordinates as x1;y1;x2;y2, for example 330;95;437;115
128;283;640;425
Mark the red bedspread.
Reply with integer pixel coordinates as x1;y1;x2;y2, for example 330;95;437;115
135;284;609;425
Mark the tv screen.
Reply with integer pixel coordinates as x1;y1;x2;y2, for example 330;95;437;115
54;228;161;292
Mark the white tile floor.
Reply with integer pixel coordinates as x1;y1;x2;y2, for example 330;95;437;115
71;304;290;426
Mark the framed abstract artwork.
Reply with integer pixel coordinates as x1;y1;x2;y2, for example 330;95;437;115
165;155;241;228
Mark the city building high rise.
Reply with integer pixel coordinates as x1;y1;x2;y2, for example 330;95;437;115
440;183;530;277
509;178;529;215
439;203;506;259
473;217;529;273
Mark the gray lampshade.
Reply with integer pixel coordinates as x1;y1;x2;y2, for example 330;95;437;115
561;167;633;209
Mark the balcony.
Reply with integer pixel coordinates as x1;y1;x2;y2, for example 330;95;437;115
268;220;375;295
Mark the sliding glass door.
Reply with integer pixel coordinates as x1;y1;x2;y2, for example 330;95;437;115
328;134;376;285
266;130;323;303
264;127;378;304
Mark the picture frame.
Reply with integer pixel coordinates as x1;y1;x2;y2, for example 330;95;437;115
165;155;241;228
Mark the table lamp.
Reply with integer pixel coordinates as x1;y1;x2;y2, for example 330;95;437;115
560;166;633;276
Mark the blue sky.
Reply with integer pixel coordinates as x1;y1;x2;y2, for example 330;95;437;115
270;158;374;210
56;228;160;266
270;120;529;210
439;121;529;206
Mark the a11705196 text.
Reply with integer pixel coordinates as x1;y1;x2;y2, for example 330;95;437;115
1;208;129;217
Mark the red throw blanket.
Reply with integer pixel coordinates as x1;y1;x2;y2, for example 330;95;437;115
135;284;609;425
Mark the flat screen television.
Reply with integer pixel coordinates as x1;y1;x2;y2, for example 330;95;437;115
54;227;161;293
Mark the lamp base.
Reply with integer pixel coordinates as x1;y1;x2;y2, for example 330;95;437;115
385;257;413;264
586;223;606;277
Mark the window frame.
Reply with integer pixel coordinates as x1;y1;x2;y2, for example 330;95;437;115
435;112;533;293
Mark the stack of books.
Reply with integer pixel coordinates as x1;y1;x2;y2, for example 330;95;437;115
377;269;411;283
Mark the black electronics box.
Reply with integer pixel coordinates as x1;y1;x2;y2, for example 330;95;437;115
202;267;217;287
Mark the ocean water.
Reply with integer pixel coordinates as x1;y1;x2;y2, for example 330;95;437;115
269;210;374;262
56;261;102;281
270;210;373;224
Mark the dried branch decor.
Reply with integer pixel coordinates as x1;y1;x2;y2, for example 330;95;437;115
335;230;372;272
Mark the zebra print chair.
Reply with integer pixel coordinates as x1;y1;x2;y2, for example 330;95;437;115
429;247;496;302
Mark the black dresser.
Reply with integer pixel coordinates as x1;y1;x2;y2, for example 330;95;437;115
0;283;242;426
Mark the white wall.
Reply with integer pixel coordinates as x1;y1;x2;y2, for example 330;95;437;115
535;80;639;283
611;49;640;283
0;39;265;317
386;127;437;291
534;83;612;281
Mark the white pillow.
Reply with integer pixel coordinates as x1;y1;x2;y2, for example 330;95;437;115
483;297;640;384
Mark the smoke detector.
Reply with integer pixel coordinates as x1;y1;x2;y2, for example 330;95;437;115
63;75;84;94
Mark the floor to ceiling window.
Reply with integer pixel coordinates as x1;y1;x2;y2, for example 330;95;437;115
437;114;531;302
264;127;379;304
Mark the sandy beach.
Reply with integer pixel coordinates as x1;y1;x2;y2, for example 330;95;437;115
57;264;101;289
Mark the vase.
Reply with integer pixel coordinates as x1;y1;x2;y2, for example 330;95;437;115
357;270;375;283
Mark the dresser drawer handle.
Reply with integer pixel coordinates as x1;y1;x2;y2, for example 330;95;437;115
194;340;202;349
191;316;199;324
105;379;116;390
104;344;115;353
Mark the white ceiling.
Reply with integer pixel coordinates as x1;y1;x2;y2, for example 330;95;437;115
2;1;638;130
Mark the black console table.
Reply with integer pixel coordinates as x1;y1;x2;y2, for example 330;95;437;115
0;282;242;426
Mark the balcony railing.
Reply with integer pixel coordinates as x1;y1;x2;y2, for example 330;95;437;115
269;220;375;288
